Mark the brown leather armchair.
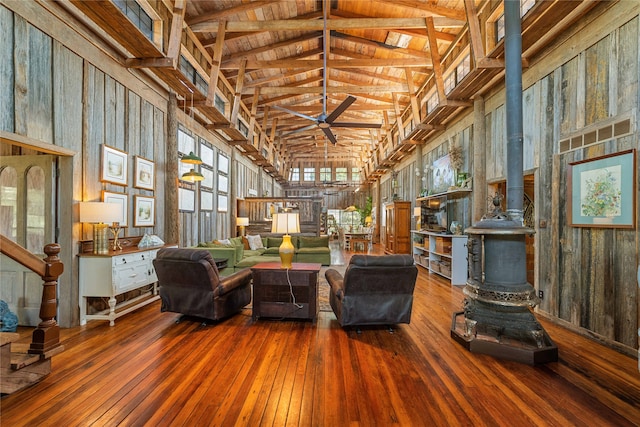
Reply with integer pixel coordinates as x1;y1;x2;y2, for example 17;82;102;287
153;248;252;322
325;254;418;327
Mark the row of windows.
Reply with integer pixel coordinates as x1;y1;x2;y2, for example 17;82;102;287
289;167;361;182
113;0;153;42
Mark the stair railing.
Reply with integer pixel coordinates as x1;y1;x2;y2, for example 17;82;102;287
0;234;62;354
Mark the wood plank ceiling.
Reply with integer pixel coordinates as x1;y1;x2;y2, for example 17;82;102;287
187;0;467;183
65;0;600;186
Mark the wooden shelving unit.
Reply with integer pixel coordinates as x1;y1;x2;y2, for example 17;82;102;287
412;230;468;286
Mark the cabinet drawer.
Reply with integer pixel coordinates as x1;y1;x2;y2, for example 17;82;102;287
113;252;149;266
114;260;151;293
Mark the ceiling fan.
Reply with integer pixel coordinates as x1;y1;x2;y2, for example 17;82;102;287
274;3;381;144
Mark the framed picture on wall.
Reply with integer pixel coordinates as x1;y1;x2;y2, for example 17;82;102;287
102;191;128;227
134;195;155;227
101;145;128;186
134;156;154;190
567;149;636;228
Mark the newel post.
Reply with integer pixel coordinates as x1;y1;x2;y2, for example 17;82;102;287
29;243;63;355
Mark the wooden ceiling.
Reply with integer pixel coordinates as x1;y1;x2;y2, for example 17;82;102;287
65;0;600;185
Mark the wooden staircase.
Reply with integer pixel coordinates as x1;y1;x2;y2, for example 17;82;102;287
1;332;64;395
0;236;64;395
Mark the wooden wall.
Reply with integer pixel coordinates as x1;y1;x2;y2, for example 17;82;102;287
468;6;639;352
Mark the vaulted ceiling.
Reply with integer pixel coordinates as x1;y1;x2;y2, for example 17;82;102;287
66;0;600;186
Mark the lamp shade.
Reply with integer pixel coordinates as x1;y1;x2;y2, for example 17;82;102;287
271;212;300;235
414;207;422;217
79;202;122;224
236;217;249;226
181;168;204;182
180;151;202;164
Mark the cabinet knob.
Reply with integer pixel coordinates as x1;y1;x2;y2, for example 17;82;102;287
122;258;127;263
129;273;137;278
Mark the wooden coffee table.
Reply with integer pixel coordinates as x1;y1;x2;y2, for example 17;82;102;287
250;262;321;322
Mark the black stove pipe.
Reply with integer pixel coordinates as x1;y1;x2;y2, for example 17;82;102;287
505;0;524;217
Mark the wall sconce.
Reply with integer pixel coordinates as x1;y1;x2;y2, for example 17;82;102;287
271;212;300;269
79;202;122;254
237;217;249;236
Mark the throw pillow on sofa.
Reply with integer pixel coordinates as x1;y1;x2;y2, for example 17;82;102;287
246;234;264;250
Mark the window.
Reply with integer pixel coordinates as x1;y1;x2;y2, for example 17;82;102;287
179;56;208;95
456;54;471;83
217;152;229;212
214;94;225;114
303;167;315;181
351;167;360;182
289;167;300;181
114;0;153;41
444;72;456;95
320;167;331;182
495;15;505;43
335;167;347;181
427;91;438;114
238;119;249;138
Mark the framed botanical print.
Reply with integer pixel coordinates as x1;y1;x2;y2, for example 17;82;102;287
101;145;128;186
134;156;154;190
567;149;636;228
134;195;155;227
102;191;128;227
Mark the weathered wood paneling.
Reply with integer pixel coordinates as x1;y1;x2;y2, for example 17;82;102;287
0;5;14;138
585;36;611;126
616;18;639;113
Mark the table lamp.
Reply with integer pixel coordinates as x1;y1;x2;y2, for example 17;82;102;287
237;217;249;236
79;202;122;254
271;212;300;269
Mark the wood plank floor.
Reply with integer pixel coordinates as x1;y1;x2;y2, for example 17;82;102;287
2;243;639;426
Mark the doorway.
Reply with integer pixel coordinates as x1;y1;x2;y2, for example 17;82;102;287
0;154;57;326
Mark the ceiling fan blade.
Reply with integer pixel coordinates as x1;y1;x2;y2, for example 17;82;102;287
325;95;356;124
322;126;338;144
330;122;382;129
281;123;319;136
273;105;318;122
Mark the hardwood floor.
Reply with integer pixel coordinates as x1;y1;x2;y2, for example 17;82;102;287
2;243;639;426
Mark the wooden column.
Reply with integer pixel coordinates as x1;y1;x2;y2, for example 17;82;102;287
165;93;180;245
472;95;486;223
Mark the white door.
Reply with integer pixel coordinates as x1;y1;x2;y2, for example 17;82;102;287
0;155;56;326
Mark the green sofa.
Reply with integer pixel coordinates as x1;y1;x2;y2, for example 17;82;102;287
195;235;331;276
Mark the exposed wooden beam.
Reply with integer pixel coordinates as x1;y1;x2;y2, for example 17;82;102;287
205;20;226;107
187;0;281;26
166;0;186;62
191;17;457;33
221;58;432;70
426;17;446;106
221;31;323;64
243;85;407;95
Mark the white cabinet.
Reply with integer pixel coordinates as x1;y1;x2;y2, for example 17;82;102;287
412;231;468;285
79;248;163;326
